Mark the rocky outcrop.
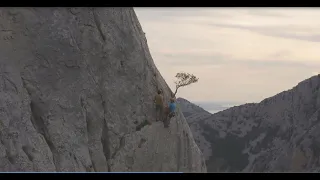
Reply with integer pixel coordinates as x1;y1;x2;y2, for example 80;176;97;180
176;98;213;162
0;7;206;172
178;75;320;172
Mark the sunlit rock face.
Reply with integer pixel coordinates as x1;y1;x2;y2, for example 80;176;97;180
0;7;206;172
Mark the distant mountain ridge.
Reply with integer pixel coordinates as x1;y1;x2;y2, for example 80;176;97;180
176;98;211;117
178;75;320;172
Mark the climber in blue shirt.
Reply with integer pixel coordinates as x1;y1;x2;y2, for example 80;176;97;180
169;98;176;114
164;98;176;128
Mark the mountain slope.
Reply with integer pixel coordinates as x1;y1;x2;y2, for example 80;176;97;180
178;75;320;172
0;7;206;172
176;98;212;160
176;98;211;123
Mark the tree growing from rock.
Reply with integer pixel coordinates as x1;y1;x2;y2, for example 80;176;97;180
173;72;199;97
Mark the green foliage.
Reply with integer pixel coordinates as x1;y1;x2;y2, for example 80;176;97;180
173;72;199;96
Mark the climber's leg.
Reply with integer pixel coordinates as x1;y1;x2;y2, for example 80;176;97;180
163;106;169;124
163;109;172;128
159;105;164;122
155;104;160;121
166;112;174;128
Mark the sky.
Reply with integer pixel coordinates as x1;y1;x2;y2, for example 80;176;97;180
135;8;320;104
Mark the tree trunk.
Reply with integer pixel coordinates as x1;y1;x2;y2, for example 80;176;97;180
173;87;178;97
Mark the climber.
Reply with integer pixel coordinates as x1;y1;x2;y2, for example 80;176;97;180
154;89;164;122
163;98;176;128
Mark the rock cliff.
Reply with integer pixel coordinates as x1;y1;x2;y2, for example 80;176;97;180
0;7;206;172
178;75;320;172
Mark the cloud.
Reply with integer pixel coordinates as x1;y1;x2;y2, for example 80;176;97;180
135;8;217;22
134;8;320;103
245;9;288;17
135;8;233;22
207;22;320;43
138;8;320;44
153;49;320;69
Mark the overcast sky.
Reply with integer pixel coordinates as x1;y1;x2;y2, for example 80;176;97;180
135;8;320;104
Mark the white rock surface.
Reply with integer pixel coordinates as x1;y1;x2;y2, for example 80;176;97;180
0;7;206;172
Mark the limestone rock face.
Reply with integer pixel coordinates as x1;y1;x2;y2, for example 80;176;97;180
0;7;206;172
178;75;320;172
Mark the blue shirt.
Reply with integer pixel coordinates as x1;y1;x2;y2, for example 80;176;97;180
169;103;176;112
